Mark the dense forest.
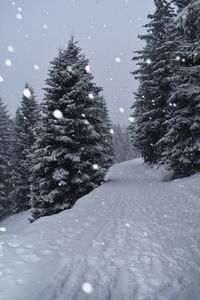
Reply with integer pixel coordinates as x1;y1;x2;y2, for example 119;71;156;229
0;0;199;221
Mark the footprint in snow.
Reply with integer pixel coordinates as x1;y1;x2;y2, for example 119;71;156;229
22;253;40;263
149;277;162;287
3;268;12;275
139;255;151;265
8;241;20;248
24;244;33;249
41;249;54;256
15;247;29;255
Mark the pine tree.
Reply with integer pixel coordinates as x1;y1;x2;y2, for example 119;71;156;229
0;99;12;217
95;96;113;171
30;37;113;221
12;83;39;212
130;0;176;163
160;0;200;178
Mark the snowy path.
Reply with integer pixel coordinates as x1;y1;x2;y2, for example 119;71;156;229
0;159;200;300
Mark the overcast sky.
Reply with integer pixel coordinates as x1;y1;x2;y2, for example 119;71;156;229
0;0;154;124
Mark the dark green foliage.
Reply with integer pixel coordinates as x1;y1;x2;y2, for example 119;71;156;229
12;83;39;212
160;0;200;178
30;37;113;221
172;0;192;10
0;99;12;217
130;0;176;163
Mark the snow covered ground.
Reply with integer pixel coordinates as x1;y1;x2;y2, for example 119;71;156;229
0;159;200;300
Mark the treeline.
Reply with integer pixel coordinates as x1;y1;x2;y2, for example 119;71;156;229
129;0;200;178
112;124;138;163
0;37;113;221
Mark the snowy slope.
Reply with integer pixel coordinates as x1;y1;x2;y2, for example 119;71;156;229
0;159;200;300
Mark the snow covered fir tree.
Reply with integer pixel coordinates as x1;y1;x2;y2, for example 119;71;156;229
130;0;176;164
11;83;39;212
0;99;12;217
159;0;200;178
30;37;113;221
130;0;200;178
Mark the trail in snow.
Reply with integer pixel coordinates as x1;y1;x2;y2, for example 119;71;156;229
0;159;200;300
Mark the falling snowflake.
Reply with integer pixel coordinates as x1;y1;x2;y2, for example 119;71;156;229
88;93;94;99
0;76;4;83
23;88;31;98
0;227;7;232
81;113;85;117
53;109;63;119
43;24;48;29
115;57;121;63
129;117;134;123
103;24;107;28
33;64;40;70
119;107;124;113
85;65;91;73
93;164;99;170
17;7;22;12
125;223;130;228
7;45;15;53
82;282;93;294
146;58;152;65
182;58;186;63
110;129;114;134
175;55;181;62
5;59;12;67
67;66;73;72
12;2;16;5
16;13;22;20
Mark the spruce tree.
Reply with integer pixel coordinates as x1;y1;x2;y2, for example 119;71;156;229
95;96;113;171
130;0;176;163
30;37;113;221
160;0;200;177
0;99;12;217
12;83;39;212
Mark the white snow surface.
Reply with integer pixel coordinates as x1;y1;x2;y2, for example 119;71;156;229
0;159;200;300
